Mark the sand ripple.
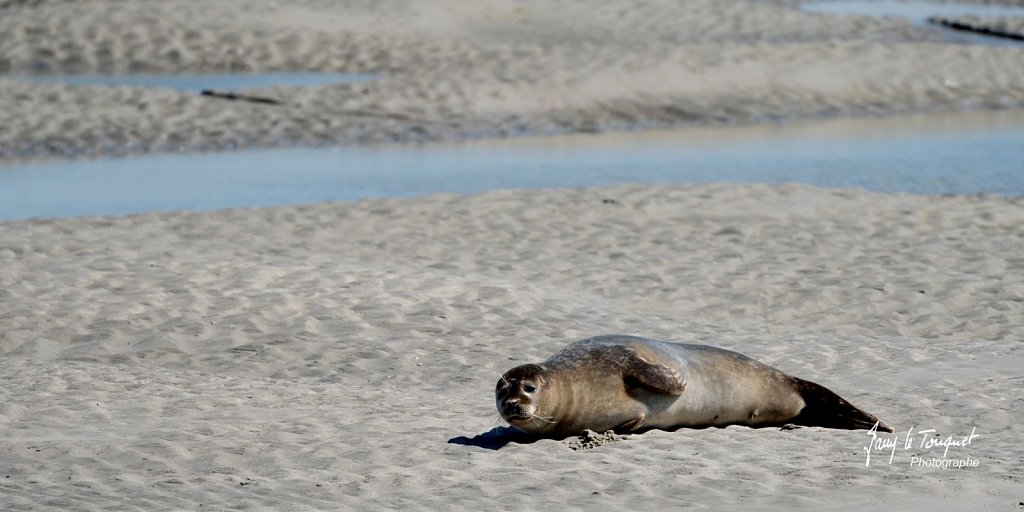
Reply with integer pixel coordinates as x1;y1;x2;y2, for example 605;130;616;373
1;184;1021;509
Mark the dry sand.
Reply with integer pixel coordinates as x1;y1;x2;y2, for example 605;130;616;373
1;184;1022;510
2;0;1024;158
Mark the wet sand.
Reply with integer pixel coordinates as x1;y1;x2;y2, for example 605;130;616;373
1;0;1023;159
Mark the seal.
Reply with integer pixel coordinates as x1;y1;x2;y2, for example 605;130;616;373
496;335;893;436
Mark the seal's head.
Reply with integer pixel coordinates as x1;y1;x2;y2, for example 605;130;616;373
496;364;554;433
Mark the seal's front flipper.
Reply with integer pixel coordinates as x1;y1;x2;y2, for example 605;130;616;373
613;413;646;433
622;353;686;395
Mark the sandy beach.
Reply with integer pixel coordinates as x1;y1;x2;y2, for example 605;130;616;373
2;0;1024;510
1;184;1022;509
2;0;1024;158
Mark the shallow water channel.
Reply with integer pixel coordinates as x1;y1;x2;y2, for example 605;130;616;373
801;0;1024;21
1;109;1023;221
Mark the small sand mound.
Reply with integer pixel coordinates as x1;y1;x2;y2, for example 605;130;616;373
565;429;624;451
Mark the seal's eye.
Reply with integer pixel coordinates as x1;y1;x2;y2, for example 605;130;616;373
523;383;536;393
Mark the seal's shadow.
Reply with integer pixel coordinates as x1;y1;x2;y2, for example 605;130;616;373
447;427;546;450
449;424;803;450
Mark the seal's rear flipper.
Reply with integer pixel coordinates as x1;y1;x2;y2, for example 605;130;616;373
790;378;893;432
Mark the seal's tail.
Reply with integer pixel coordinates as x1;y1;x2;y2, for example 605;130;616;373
789;377;894;432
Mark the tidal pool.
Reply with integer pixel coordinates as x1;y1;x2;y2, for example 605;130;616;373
12;72;376;92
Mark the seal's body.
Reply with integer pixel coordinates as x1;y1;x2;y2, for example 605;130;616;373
496;335;892;436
